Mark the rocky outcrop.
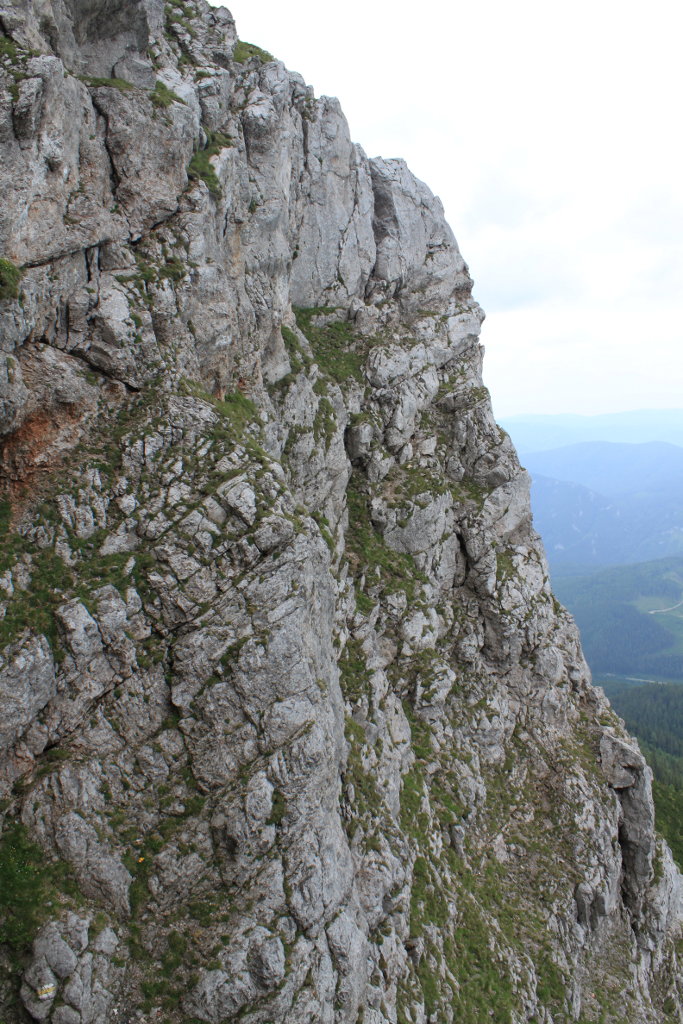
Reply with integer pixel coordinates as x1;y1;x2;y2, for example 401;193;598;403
0;2;682;1023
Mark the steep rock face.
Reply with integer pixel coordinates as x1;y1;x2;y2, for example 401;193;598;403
0;4;682;1024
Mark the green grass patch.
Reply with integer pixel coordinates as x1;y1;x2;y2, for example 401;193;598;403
496;550;516;585
294;307;368;387
0;257;23;302
0;821;49;951
158;254;187;282
0;499;11;529
187;130;232;196
344;475;427;601
0;821;78;952
400;764;429;841
213;390;261;432
151;80;185;108
446;896;517;1023
313;395;337;452
338;637;372;702
266;789;287;825
0;548;72;651
178;378;261;440
162;929;188;974
0;32;17;61
411;855;449;935
233;40;274;65
342;715;389;843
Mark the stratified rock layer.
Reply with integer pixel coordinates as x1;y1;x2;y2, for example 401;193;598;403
0;3;682;1022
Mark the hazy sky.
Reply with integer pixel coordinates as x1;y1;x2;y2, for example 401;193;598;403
212;0;683;418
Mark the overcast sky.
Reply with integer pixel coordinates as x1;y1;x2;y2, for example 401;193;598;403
213;0;683;418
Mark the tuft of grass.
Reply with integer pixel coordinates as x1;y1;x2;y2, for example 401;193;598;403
158;255;187;283
0;258;24;302
151;80;185;108
162;930;188;975
338;637;372;702
84;76;135;91
343;475;427;603
293;307;367;386
233;40;274;65
205;384;259;433
187;129;232;197
0;547;73;651
0;32;17;62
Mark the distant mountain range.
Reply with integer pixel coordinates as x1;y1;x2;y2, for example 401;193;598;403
500;409;683;453
514;440;683;566
530;474;683;565
523;440;683;495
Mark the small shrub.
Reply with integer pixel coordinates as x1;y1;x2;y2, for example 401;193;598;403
266;789;287;825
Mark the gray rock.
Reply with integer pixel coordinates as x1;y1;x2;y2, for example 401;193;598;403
0;352;31;436
51;1006;82;1024
21;959;57;1020
346;421;374;461
90;927;118;955
89;84;197;240
112;56;156;89
600;729;646;788
248;934;286;989
0;634;55;754
217;476;257;525
64;913;90;954
368;157;472;310
55;812;132;917
12;76;44;140
33;922;78;978
253;516;294;553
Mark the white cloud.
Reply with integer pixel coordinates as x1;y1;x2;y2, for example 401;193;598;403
211;0;683;415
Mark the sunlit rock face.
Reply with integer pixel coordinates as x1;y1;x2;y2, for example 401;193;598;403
0;3;681;1022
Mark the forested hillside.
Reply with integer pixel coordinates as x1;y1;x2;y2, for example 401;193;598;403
553;557;683;680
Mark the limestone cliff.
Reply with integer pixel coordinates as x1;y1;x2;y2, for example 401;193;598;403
0;3;682;1023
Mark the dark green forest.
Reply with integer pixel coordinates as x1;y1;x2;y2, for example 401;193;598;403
553;557;683;680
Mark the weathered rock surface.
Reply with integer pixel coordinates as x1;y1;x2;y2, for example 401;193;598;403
0;3;682;1023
